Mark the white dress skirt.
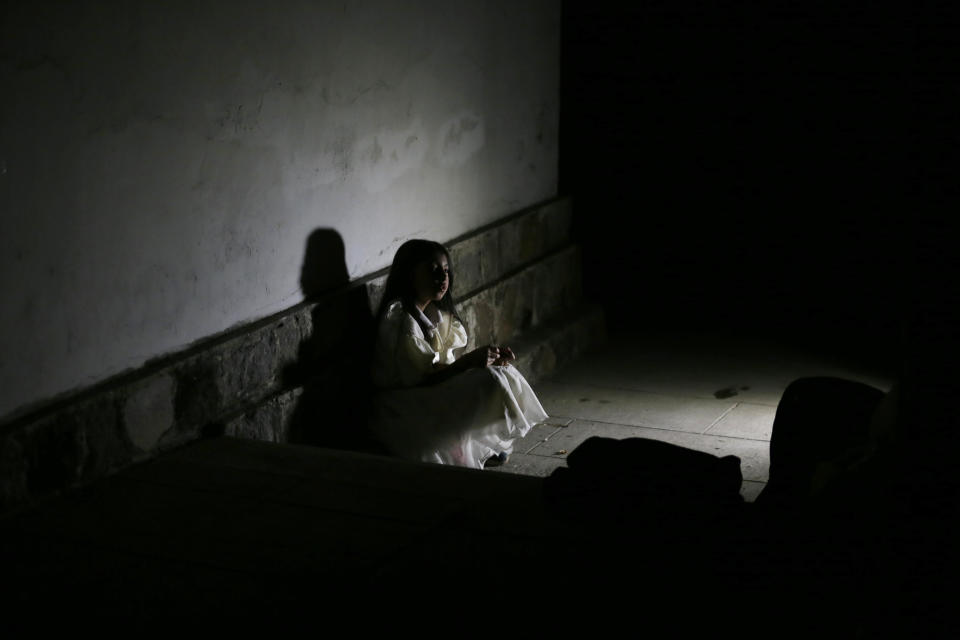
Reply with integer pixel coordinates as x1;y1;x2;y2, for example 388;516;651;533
370;300;548;469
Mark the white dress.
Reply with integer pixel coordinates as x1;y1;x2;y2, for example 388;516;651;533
370;300;548;469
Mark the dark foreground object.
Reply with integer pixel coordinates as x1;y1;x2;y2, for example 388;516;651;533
0;434;950;636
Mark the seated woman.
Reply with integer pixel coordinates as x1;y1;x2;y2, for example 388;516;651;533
369;239;548;469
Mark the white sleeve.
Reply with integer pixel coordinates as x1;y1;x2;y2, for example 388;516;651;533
373;301;438;388
396;328;440;386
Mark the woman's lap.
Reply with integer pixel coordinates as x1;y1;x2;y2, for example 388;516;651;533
372;365;547;466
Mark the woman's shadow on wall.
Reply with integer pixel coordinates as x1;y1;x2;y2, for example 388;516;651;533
283;228;387;455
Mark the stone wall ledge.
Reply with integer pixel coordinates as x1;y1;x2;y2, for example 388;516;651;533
1;196;571;433
223;302;606;445
174;242;587;449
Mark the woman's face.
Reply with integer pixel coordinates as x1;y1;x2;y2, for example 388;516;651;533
413;251;449;305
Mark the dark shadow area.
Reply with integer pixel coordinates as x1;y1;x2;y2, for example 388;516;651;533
560;1;928;376
540;368;954;637
558;14;956;626
284;229;386;454
544;436;745;530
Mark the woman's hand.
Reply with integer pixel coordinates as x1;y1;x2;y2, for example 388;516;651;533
465;345;516;368
426;344;519;385
493;346;516;366
465;345;500;367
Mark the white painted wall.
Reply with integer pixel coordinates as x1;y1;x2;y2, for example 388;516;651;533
0;0;560;420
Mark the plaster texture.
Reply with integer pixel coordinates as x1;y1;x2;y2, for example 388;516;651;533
0;0;561;420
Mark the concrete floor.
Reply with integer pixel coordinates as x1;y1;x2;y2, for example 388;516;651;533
0;327;909;632
495;328;895;502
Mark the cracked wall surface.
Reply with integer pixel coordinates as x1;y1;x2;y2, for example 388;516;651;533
0;0;561;421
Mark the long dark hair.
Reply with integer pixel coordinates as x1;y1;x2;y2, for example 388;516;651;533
375;239;463;329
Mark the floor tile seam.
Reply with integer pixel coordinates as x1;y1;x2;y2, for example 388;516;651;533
735;400;781;408
539;416;774;444
543;380;771;404
520;425;564;454
706;431;773;442
521;441;568;456
685;432;772;444
702;403;739;435
523;450;570;460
